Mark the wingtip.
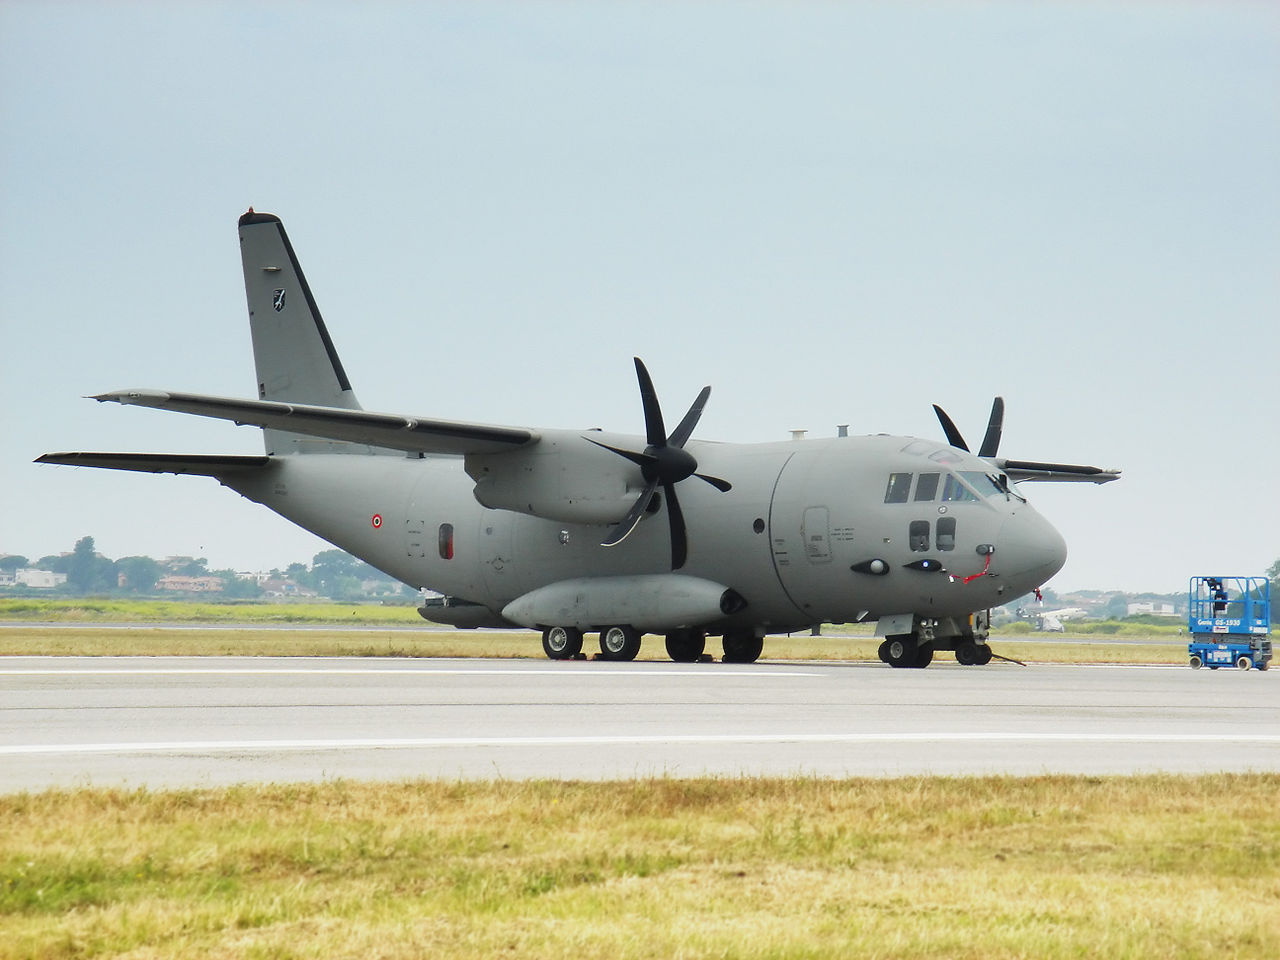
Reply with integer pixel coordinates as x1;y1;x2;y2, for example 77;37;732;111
89;389;171;405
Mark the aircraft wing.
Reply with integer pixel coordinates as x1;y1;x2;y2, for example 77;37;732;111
35;452;270;475
995;458;1121;484
89;389;539;456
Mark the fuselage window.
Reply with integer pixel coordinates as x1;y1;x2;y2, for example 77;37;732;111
438;522;455;560
941;474;979;502
909;519;930;552
884;473;912;503
914;472;940;501
936;516;956;551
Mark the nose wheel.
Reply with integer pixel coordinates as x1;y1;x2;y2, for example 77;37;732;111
878;635;934;668
955;639;993;666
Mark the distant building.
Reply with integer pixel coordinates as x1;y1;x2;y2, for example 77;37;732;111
261;578;317;598
1;569;69;589
155;575;224;593
1127;601;1177;617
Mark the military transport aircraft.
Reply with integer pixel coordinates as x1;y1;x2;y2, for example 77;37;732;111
39;210;1120;667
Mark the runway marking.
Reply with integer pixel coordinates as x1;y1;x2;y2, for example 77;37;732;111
0;667;817;678
6;732;1280;756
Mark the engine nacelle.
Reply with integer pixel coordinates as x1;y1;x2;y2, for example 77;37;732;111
502;574;746;632
465;429;640;524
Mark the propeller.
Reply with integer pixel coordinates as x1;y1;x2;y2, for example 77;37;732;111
932;396;1004;458
588;358;732;569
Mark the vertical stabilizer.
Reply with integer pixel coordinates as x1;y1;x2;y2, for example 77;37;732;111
238;210;380;455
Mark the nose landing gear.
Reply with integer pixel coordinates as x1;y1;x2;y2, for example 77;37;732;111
877;614;994;668
877;635;933;668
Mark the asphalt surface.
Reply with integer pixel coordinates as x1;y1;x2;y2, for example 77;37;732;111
2;656;1277;791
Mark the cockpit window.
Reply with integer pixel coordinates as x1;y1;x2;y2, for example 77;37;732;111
960;471;1005;498
940;474;980;502
928;449;963;466
914;472;940;501
884;473;912;503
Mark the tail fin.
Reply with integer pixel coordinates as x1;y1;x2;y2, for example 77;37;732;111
238;209;374;455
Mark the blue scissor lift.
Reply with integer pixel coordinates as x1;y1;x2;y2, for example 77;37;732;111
1187;576;1271;670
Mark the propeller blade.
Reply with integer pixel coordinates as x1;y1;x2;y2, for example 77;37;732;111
597;358;733;566
978;396;1004;459
601;477;660;547
932;404;969;452
664;482;688;569
695;472;732;492
584;437;656;470
668;385;711;448
633;358;667;448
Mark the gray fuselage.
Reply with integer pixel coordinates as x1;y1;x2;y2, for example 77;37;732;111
224;431;1065;635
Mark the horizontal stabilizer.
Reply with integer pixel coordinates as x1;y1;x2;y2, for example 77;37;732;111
90;389;539;456
996;459;1121;484
36;452;271;476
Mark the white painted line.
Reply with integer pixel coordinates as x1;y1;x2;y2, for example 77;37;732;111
6;731;1280;756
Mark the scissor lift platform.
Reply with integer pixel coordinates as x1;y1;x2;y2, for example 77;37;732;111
1187;576;1271;670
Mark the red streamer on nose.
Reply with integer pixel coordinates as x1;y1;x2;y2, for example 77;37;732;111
962;553;992;584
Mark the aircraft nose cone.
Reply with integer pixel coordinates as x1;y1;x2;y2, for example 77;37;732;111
997;508;1067;591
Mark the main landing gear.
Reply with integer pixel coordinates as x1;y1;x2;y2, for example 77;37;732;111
539;626;765;664
540;625;644;661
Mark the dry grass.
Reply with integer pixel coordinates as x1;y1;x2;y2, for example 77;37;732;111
1;598;1191;663
0;624;1187;664
2;774;1277;958
0;598;421;624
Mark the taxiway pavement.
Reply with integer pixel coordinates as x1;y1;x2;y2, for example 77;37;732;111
2;656;1276;791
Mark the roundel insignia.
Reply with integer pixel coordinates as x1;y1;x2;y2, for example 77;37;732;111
371;514;383;529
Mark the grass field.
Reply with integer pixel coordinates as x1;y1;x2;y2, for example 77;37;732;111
0;597;422;624
3;774;1277;959
0;624;1189;664
0;598;1190;663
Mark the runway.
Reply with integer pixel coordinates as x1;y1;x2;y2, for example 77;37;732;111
2;656;1277;791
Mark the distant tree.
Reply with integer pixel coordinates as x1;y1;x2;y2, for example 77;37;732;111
170;557;209;577
1103;593;1130;620
115;556;161;593
210;569;264;599
310;550;378;597
285;561;313;588
0;555;28;572
36;554;71;573
66;536;115;593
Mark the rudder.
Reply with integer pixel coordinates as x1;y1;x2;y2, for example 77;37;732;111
238;209;373;455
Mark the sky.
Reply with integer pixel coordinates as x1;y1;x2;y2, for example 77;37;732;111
2;1;1277;594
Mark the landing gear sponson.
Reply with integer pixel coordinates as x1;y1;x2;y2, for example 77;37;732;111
540;626;764;663
876;612;994;668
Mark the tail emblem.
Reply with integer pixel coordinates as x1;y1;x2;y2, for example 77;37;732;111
272;288;287;312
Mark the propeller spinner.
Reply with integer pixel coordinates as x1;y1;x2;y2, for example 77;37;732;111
588;358;732;569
